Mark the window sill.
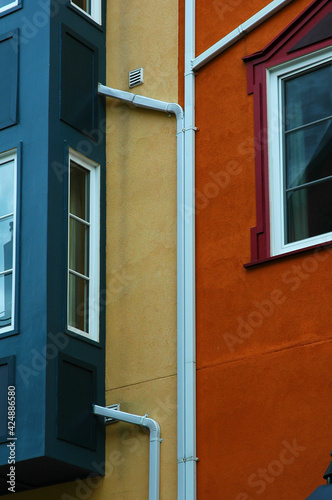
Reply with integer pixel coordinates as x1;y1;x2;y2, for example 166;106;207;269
0;2;21;18
0;329;18;339
67;3;104;31
65;327;102;348
244;240;332;268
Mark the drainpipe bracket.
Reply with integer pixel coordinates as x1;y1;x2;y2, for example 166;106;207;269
150;437;163;443
237;24;247;36
185;68;197;77
188;60;198;75
104;404;121;425
178;456;199;463
182;126;198;133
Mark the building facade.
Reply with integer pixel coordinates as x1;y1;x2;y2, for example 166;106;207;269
0;0;178;499
0;0;107;494
191;0;332;498
0;0;331;499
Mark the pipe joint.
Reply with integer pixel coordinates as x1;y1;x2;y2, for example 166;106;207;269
237;24;246;36
98;83;184;136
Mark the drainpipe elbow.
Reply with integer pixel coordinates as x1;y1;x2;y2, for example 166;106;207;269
166;103;184;121
166;103;184;136
141;415;161;441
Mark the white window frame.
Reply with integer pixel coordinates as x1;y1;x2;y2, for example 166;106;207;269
0;149;17;335
267;47;332;257
67;149;100;342
0;0;18;15
70;0;101;25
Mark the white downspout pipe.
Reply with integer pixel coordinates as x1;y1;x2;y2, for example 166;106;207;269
93;405;161;500
181;0;197;499
192;0;294;71
98;83;197;499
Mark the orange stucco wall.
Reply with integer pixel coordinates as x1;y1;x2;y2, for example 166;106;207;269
181;0;332;498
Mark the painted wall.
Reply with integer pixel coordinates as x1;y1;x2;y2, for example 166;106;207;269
1;0;179;498
189;0;332;498
104;0;179;498
0;1;49;474
0;0;106;494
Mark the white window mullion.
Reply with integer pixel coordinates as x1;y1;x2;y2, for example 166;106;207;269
69;213;91;227
0;269;13;276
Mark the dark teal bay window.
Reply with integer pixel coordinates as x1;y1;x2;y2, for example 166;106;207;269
0;0;106;493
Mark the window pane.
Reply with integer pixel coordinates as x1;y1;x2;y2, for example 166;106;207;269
0;160;14;217
0;216;13;273
68;273;89;333
286;120;332;188
286;177;332;243
70;162;89;221
0;272;12;327
69;218;89;276
285;64;332;130
71;0;91;15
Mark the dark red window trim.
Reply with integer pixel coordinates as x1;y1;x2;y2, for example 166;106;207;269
243;0;332;265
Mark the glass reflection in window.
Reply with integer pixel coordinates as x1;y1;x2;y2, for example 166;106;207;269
0;153;15;331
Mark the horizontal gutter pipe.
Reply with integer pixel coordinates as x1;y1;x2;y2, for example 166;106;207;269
192;0;294;70
98;84;183;130
93;405;161;500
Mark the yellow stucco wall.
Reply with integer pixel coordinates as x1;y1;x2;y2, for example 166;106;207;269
104;0;179;497
4;1;178;500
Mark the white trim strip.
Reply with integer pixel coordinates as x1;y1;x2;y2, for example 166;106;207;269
192;0;294;70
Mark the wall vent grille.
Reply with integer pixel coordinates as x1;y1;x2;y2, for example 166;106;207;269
129;67;143;88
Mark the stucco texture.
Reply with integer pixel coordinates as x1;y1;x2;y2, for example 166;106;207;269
104;0;178;499
190;0;332;498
